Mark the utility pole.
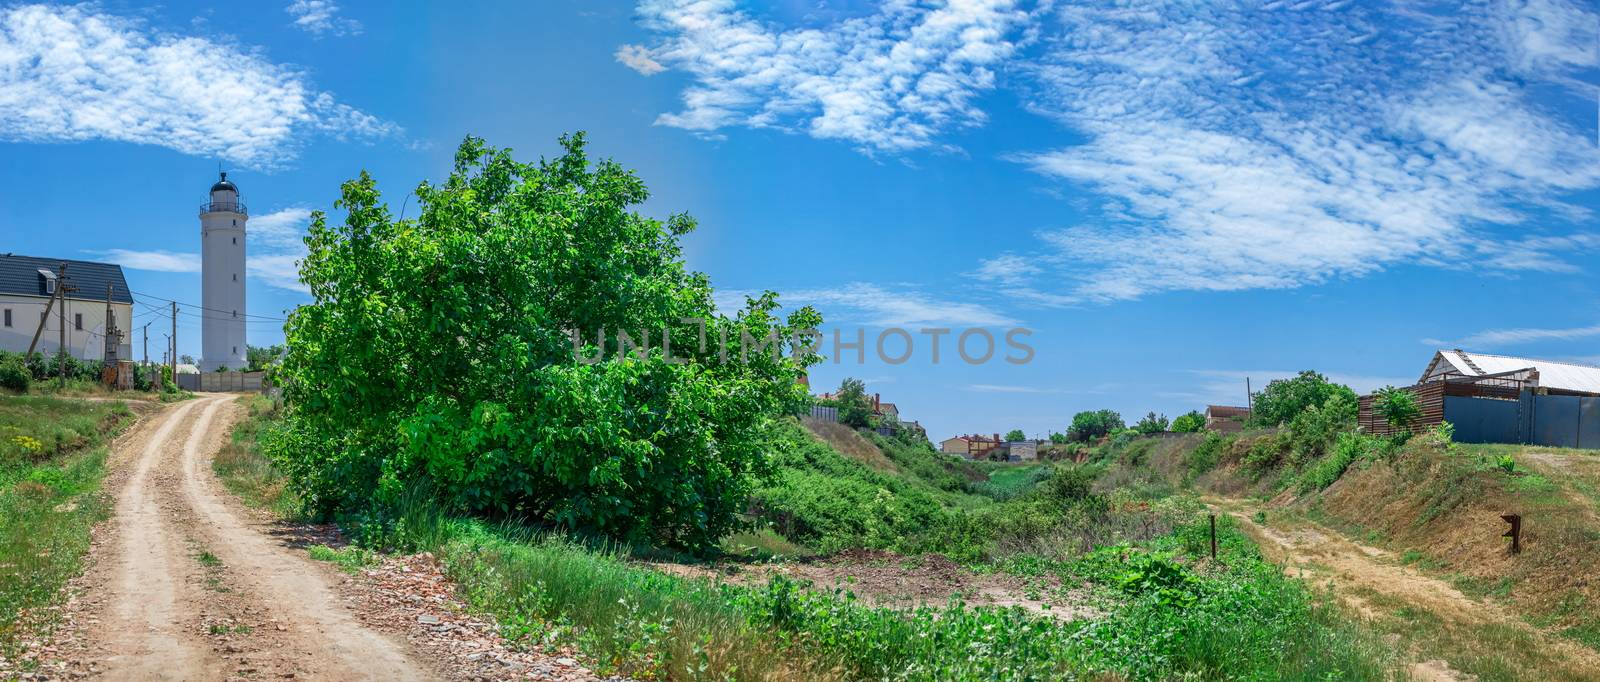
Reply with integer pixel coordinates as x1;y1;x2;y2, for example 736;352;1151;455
25;262;66;358
58;272;68;388
1246;377;1253;412
103;283;116;366
142;322;151;388
170;301;178;383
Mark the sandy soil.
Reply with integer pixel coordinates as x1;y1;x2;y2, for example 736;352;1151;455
1209;496;1600;681
48;396;434;680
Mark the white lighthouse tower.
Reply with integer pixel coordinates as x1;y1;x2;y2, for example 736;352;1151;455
200;172;247;371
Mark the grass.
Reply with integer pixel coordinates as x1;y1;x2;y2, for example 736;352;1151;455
218;397;1399;681
390;507;1397;681
972;463;1051;501
0;396;133;659
307;544;377;574
212;395;297;516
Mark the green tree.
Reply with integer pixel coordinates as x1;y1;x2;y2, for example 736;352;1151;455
1068;409;1124;443
1170;410;1205;433
1250;371;1357;427
1133;412;1169;434
1004;429;1027;442
1373;386;1422;433
268;134;822;552
834;377;876;429
1048;431;1069;444
246;344;286;372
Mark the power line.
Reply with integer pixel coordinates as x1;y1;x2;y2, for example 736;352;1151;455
130;290;287;321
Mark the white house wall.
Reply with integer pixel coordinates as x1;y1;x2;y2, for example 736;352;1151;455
0;293;133;361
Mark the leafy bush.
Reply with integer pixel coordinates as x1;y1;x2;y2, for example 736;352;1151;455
268;134;820;552
1170;410;1205;433
830;377;876;429
1039;465;1096;506
1068;409;1123;442
1250;371;1357;427
1285;391;1356;466
1133;412;1169;435
1297;432;1378;492
1373;386;1422;433
1186;432;1234;478
1496;454;1516;474
0;358;28;393
754;422;984;558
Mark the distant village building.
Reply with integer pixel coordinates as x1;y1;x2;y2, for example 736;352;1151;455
1006;439;1038;461
1358;349;1600;447
939;433;1001;458
1205;405;1251;433
0;254;133;361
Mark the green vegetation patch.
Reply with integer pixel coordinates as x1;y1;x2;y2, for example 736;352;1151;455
0;396;131;657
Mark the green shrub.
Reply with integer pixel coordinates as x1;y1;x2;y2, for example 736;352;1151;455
1373;386;1422;433
1170;411;1205;433
1186;432;1233;478
1250;371;1357;427
268;134;821;552
1297;432;1378;492
0;358;28;393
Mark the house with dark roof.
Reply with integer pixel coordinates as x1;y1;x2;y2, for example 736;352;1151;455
0;254;134;362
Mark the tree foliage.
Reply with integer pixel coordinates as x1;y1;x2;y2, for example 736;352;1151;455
1249;371;1357;427
1068;409;1124;443
1133;412;1169;435
1004;429;1027;442
246;344;286;372
1373;386;1422;433
268;134;821;551
833;377;875;429
1170;411;1205;433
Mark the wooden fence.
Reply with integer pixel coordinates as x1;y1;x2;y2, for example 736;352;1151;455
1358;382;1444;436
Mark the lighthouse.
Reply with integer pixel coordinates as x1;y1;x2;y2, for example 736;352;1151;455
200;172;247;371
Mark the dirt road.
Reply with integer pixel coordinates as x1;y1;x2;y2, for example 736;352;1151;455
63;396;435;680
1209;497;1600;681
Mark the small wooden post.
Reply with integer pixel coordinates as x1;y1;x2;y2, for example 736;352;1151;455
1502;513;1522;554
1209;513;1218;560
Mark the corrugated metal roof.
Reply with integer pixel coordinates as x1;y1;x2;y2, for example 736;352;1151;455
0;254;132;304
1429;349;1600;395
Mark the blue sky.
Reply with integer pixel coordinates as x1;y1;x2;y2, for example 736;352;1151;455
2;0;1598;440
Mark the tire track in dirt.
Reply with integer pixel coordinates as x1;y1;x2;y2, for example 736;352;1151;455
177;396;430;680
95;398;211;679
56;397;436;680
1208;496;1600;681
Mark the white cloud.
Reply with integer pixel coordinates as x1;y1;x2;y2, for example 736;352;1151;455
0;4;395;168
615;44;666;75
245;208;312;293
718;281;1015;327
1432;323;1600;348
286;0;362;37
91;249;199;273
95;206;312;294
626;0;1033;152
1000;1;1600;302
